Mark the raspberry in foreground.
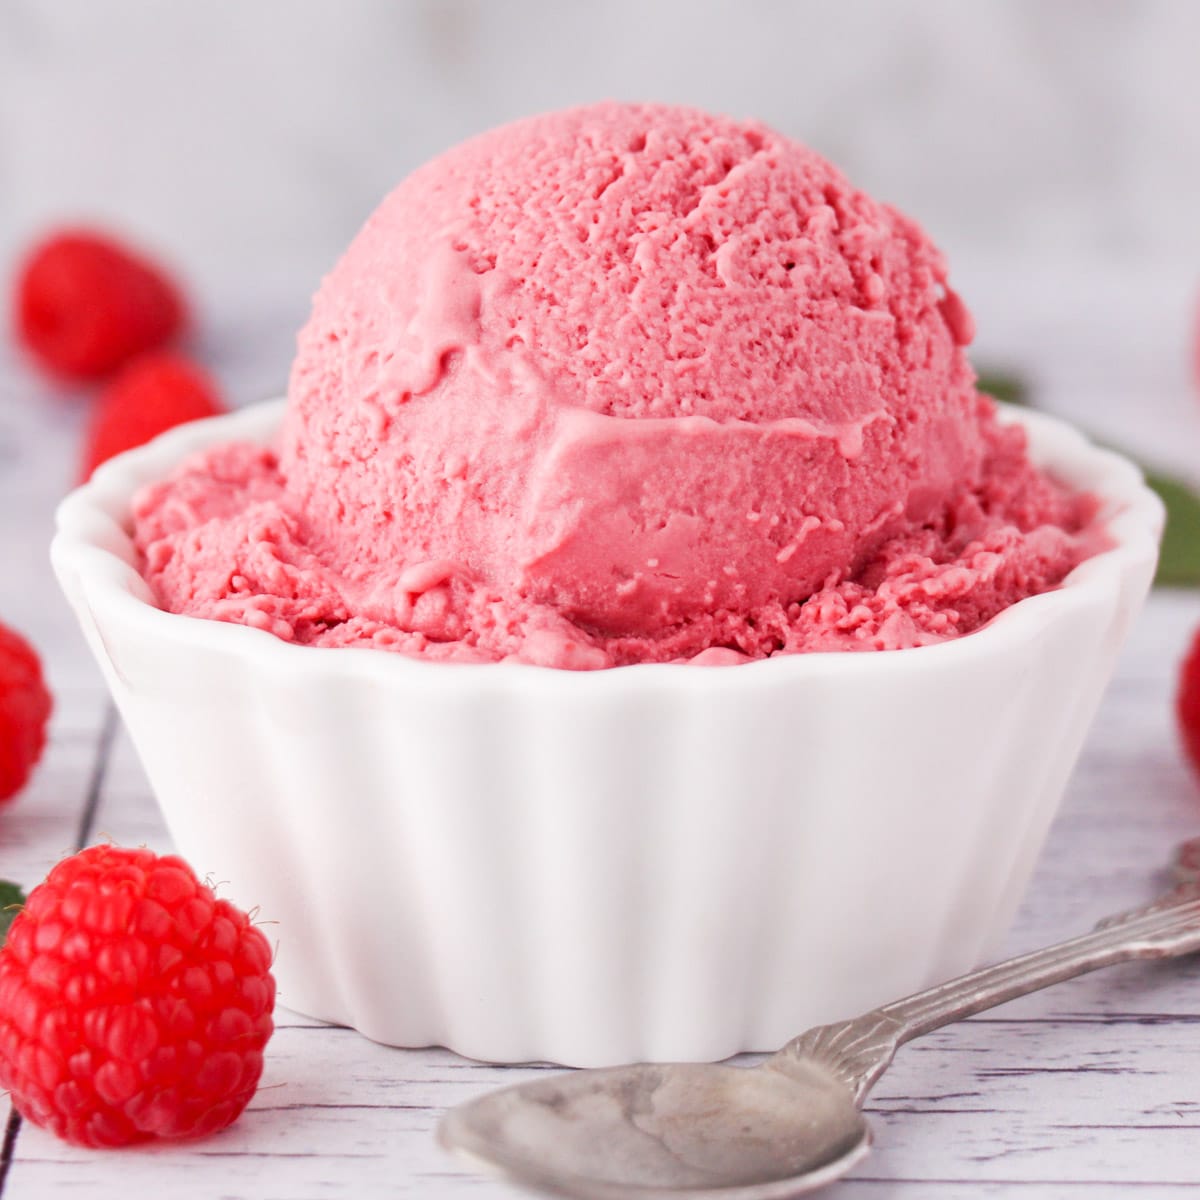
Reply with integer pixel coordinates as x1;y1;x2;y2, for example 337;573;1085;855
1178;624;1200;779
15;230;186;380
80;353;224;480
0;622;52;803
0;845;275;1147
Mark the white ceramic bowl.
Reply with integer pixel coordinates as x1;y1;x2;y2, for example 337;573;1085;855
52;399;1161;1067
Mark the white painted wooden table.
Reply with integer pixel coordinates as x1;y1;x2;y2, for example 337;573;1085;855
2;284;1200;1199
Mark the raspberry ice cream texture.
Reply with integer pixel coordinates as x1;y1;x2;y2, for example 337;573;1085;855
132;102;1095;667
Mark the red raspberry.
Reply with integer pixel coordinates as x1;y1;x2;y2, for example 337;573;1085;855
15;230;186;380
0;622;52;803
80;353;224;480
0;845;275;1147
1179;624;1200;778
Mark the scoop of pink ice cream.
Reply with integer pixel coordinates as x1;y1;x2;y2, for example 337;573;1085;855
132;102;1094;667
282;102;981;638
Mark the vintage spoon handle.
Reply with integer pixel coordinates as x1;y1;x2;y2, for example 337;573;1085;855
773;841;1200;1105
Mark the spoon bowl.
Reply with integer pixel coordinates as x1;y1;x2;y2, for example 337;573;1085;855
438;1059;870;1199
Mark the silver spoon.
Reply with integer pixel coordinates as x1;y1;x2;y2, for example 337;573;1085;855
439;838;1200;1199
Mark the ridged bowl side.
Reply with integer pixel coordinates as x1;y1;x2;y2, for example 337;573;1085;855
51;400;1162;1066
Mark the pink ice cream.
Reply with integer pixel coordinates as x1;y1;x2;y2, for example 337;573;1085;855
132;102;1095;668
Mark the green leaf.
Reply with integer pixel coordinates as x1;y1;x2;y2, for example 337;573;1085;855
0;880;25;947
1143;468;1200;587
976;368;1030;408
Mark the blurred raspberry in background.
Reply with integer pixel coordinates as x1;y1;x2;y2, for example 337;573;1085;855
0;621;51;804
79;352;223;480
15;230;185;380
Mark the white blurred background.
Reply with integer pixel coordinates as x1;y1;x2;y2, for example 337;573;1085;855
2;0;1199;467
